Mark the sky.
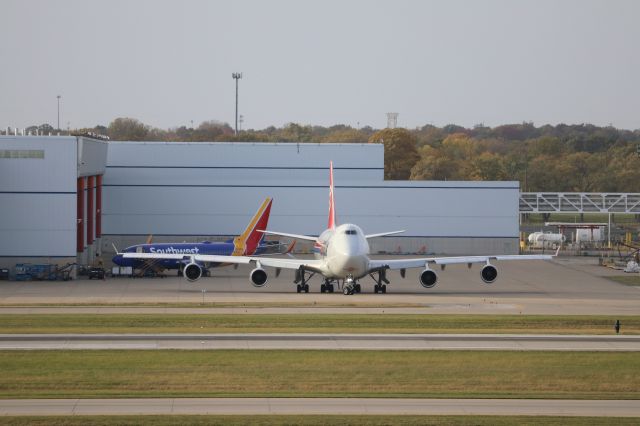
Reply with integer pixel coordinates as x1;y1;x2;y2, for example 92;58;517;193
1;0;639;131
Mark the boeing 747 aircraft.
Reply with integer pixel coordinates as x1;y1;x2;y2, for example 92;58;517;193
123;163;555;294
113;197;290;278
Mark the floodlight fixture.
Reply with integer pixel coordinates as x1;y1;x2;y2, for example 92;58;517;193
232;73;243;136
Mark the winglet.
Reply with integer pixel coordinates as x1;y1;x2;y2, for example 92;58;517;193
233;198;273;256
328;161;336;230
285;239;297;254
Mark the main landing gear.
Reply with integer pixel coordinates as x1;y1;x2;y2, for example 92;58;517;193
320;279;335;293
371;269;390;294
373;284;386;294
294;267;313;293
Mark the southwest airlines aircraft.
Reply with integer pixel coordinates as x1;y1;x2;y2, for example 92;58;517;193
113;198;289;276
123;163;555;294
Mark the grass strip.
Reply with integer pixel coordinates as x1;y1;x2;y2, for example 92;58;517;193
0;301;424;308
0;350;638;399
0;314;637;334
0;299;428;309
0;416;638;426
607;275;640;286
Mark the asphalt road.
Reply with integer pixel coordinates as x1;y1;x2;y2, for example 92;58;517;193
1;333;639;351
1;257;639;314
1;398;639;416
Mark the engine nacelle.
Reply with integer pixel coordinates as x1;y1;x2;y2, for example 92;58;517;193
250;267;268;287
480;264;498;284
419;268;438;288
183;262;203;282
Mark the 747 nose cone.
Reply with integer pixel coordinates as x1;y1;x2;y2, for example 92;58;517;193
329;254;367;277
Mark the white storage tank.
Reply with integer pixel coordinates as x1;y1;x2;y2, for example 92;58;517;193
575;227;604;243
528;232;565;248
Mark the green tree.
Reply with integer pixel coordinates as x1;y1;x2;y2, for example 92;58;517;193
561;152;601;191
414;124;445;148
193;120;232;141
526;156;568;191
322;128;368;143
107;117;149;141
369;128;419;180
278;123;313;142
470;152;507;180
528;136;565;157
410;145;458;180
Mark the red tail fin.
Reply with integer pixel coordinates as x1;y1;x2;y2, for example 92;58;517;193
328;161;336;229
233;198;273;256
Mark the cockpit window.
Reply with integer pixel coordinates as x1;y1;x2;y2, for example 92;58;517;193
344;230;357;235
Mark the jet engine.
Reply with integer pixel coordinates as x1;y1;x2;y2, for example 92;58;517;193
250;267;268;287
419;268;438;288
480;264;498;284
183;262;203;282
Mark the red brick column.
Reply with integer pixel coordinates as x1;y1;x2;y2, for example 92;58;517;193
77;177;85;252
87;176;95;244
96;175;102;239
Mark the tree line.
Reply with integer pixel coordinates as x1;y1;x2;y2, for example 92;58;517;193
22;117;640;192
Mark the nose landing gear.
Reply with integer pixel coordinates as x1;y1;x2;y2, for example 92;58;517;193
342;275;361;295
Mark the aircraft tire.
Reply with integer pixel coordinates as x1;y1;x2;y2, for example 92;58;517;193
296;285;301;293
321;284;326;293
329;284;334;293
382;285;387;294
355;284;361;293
304;284;309;293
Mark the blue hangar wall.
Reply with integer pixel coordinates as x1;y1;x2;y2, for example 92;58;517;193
101;142;520;255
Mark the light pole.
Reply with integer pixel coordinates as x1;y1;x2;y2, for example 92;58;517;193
232;72;242;136
56;95;61;130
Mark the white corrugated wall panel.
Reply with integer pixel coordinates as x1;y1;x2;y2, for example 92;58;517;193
0;136;77;257
106;142;383;170
102;142;518;240
0;193;76;257
0;136;76;192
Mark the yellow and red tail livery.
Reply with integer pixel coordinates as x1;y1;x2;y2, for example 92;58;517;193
233;198;273;255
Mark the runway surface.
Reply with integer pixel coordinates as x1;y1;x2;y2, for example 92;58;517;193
1;397;639;416
0;257;639;315
2;333;638;351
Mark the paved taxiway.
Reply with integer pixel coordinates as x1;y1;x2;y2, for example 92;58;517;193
0;257;638;315
1;398;639;416
1;333;639;351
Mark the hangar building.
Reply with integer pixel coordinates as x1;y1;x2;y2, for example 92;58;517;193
0;136;520;271
0;135;108;269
